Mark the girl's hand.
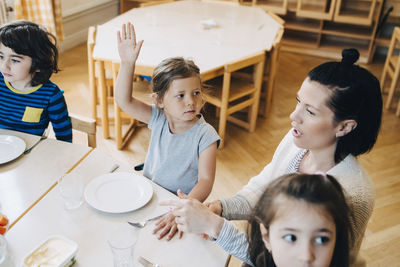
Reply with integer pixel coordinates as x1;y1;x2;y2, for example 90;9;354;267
153;213;183;241
205;200;223;216
160;190;224;238
117;22;143;63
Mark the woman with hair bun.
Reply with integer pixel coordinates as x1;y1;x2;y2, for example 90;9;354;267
162;48;382;267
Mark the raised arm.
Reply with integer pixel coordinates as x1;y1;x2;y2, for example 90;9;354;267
115;22;152;124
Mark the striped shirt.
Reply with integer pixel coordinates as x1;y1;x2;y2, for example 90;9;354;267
0;73;72;142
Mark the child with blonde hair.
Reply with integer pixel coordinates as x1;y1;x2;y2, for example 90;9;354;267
115;22;220;240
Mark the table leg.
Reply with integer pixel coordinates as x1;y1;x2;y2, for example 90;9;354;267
99;61;109;139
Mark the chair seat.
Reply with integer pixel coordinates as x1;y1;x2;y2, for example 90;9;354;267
206;77;257;106
131;80;153;105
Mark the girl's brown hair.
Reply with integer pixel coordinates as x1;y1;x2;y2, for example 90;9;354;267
247;173;352;267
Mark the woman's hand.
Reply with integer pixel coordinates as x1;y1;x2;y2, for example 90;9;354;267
205;200;223;216
152;213;183;241
117;22;143;64
160;190;224;239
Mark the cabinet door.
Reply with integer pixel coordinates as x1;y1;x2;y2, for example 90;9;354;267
243;0;288;15
333;0;378;26
296;0;336;20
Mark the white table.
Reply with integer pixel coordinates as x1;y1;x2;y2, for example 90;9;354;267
94;0;282;73
0;129;92;226
92;0;283;148
6;149;229;266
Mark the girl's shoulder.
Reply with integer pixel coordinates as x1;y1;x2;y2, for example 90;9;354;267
194;115;219;136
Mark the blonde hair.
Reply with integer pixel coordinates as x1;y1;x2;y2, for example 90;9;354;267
151;57;202;103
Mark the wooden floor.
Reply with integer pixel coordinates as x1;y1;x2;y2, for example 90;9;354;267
52;44;400;266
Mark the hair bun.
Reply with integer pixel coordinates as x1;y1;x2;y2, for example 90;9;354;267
341;48;359;65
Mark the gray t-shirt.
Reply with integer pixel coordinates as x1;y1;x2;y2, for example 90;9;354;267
143;105;220;194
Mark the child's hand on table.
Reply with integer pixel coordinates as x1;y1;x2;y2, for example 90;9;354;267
153;213;183;241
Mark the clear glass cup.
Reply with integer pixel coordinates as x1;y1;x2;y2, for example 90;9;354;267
58;172;84;210
108;224;139;267
0;235;6;264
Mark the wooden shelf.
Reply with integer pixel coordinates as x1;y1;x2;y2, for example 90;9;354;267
283;30;320;47
375;36;391;47
322;22;373;40
285;16;321;33
250;0;384;63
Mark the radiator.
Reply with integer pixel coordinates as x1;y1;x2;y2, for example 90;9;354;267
0;0;14;25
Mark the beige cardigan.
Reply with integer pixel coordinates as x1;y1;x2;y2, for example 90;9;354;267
219;131;375;266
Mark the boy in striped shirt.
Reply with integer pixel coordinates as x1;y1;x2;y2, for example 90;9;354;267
0;21;72;142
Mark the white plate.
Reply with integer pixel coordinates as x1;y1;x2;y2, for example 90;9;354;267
0;135;26;164
84;172;153;213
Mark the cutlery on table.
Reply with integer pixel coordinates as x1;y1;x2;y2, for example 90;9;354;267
23;135;47;154
138;256;160;267
127;212;168;228
110;164;120;173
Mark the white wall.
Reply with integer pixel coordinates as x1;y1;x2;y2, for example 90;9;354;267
61;0;115;17
5;0;119;51
59;0;119;51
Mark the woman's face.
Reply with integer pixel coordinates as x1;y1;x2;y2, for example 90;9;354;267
289;78;341;152
261;197;336;267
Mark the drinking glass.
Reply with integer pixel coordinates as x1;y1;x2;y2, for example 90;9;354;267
0;235;6;264
58;172;84;210
108;224;139;267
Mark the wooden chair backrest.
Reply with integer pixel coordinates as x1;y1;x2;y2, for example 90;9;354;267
70;113;97;147
140;0;174;8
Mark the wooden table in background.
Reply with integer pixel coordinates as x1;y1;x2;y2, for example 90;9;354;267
92;0;283;149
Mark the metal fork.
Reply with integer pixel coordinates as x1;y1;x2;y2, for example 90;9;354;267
127;212;168;228
23;135;47;154
138;256;160;267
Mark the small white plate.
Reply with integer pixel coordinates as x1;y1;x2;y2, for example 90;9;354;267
0;135;26;164
84;172;153;213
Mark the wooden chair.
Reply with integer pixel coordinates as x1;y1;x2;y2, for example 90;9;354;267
243;0;288;15
381;26;400;116
87;26;114;135
260;11;284;117
112;63;154;150
204;52;266;147
222;11;283;118
120;0;173;12
70;113;97;147
139;0;174;7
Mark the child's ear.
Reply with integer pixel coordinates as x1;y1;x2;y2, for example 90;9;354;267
259;224;272;253
335;119;357;137
151;93;163;108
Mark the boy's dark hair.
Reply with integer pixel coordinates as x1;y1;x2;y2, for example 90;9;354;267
0;20;59;86
308;48;382;162
247;173;352;267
